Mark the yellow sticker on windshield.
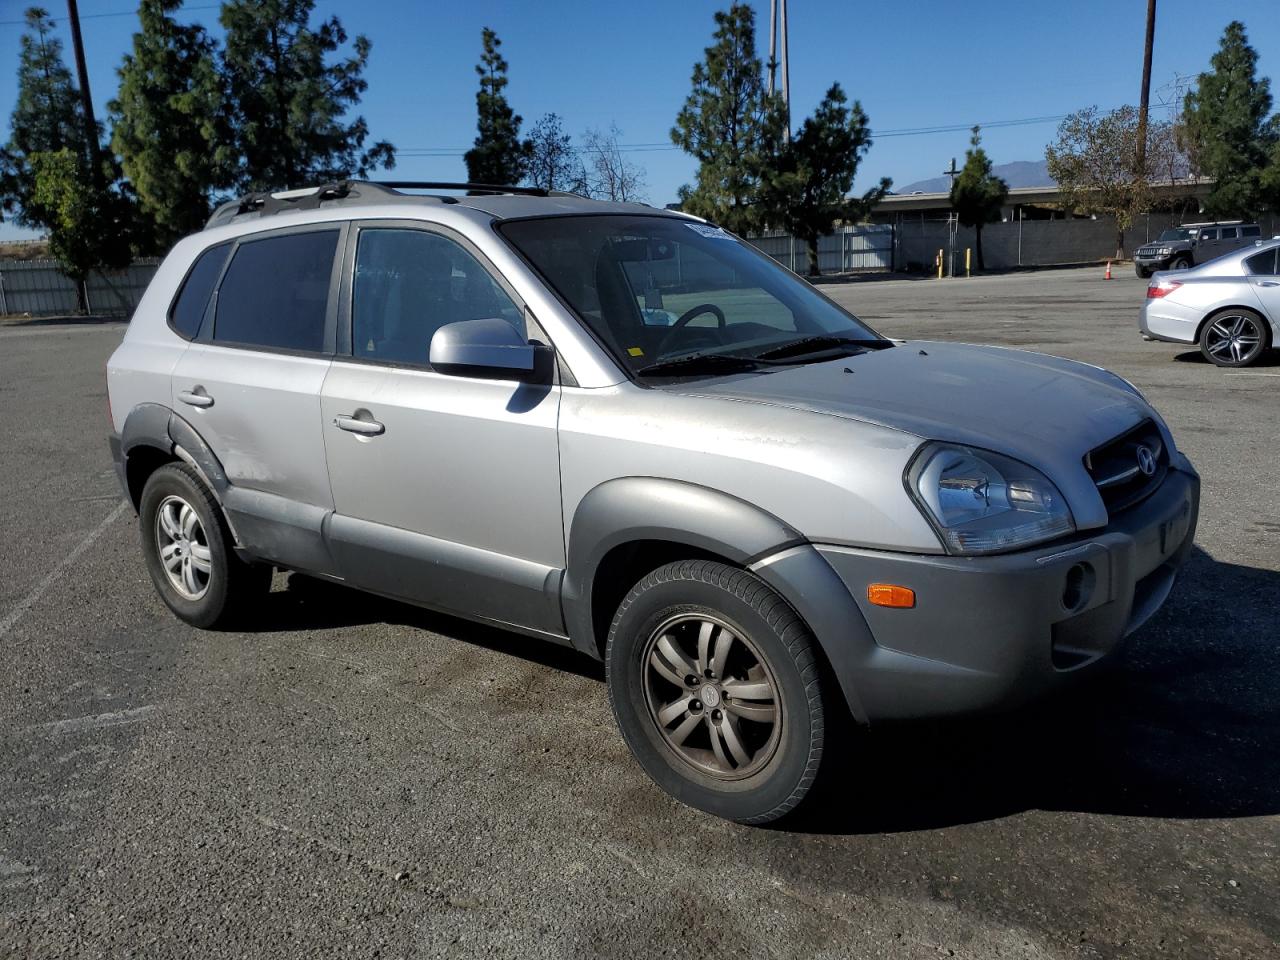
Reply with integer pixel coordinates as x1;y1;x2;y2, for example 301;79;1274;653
627;346;645;357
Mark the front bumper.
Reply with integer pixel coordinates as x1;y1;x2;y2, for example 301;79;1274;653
1134;253;1173;271
812;457;1199;720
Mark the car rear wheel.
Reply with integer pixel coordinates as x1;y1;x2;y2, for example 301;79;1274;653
605;559;831;824
139;463;270;628
1199;308;1270;367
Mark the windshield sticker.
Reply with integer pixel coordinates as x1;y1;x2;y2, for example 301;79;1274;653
684;223;733;240
627;346;645;357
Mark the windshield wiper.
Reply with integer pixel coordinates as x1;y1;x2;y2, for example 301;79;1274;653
753;335;882;361
635;352;762;377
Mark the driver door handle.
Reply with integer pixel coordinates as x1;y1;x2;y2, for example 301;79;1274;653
1257;280;1280;287
334;414;385;436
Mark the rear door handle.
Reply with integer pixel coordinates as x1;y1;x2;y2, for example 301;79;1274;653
178;389;214;408
1258;280;1280;287
333;414;385;436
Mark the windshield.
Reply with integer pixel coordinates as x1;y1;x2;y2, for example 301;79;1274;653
498;215;883;376
1157;228;1193;242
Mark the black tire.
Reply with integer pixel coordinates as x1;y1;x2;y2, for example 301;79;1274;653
605;560;830;824
138;462;270;628
1135;265;1151;279
1198;307;1271;368
1171;255;1192;270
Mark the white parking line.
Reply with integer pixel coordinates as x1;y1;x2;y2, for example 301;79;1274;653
0;500;128;639
1224;371;1280;377
28;704;158;735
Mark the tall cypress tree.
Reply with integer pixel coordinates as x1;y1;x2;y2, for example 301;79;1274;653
0;7;85;227
1183;21;1274;218
219;0;395;191
463;28;531;186
671;3;783;236
110;0;225;247
950;126;1008;272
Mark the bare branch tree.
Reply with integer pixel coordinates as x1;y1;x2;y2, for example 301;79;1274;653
581;124;646;202
525;113;582;192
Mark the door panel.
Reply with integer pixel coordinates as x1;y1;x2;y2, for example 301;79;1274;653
173;345;336;572
321;362;564;632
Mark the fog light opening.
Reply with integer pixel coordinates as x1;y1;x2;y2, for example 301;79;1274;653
1062;563;1095;613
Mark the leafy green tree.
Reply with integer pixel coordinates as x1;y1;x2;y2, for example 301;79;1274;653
0;7;85;227
219;0;395;191
760;84;888;276
1047;105;1176;259
950;126;1008;271
110;0;225;249
30;148;133;312
1183;21;1275;218
464;28;530;185
671;3;784;236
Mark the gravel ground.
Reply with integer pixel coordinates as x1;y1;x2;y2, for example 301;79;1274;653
0;266;1276;959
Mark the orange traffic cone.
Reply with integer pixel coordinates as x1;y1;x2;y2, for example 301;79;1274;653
1104;261;1112;280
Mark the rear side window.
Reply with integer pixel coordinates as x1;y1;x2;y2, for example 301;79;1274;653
169;243;229;339
1242;225;1262;238
1245;249;1278;275
214;230;339;352
1220;227;1239;240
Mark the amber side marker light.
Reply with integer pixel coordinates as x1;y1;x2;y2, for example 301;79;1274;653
867;584;916;608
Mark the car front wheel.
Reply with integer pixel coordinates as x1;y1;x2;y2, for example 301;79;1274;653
605;559;831;824
1199;308;1270;367
1135;265;1151;278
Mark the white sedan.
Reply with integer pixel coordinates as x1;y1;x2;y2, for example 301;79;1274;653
1139;238;1280;367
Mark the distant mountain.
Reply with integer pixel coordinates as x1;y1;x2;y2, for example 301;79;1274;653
895;159;1052;195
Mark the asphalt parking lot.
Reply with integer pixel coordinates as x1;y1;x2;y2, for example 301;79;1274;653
1;266;1277;959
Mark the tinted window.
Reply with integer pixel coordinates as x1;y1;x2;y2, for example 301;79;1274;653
170;243;229;339
352;228;523;365
214;230;339;352
1245;249;1278;275
1220;227;1239;240
1198;229;1217;241
1242;225;1262;238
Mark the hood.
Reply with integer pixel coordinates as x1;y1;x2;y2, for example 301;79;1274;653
664;341;1155;514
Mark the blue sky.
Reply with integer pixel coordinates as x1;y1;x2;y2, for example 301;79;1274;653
1;0;1278;239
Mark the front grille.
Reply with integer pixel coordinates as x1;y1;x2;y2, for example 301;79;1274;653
1084;419;1167;515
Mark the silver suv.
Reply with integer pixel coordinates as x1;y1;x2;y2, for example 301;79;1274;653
107;181;1200;823
1134;221;1263;277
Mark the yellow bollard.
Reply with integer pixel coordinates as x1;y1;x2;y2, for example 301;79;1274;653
936;249;943;279
965;248;971;277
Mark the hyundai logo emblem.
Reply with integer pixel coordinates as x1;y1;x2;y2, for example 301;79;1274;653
1135;445;1157;477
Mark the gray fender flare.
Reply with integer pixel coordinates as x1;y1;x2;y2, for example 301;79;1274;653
118;404;239;543
561;477;870;722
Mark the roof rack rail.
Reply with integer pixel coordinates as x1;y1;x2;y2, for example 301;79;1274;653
204;179;584;230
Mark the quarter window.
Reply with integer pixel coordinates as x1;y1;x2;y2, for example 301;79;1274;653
1245;249;1279;275
1242;225;1262;238
213;230;339;352
169;243;229;339
351;228;523;366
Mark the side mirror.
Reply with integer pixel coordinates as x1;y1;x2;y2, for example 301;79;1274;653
429;317;553;383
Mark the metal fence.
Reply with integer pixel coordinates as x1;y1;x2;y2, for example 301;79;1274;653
0;259;159;317
749;224;894;274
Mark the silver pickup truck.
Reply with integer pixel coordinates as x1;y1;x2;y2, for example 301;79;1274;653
107;181;1199;823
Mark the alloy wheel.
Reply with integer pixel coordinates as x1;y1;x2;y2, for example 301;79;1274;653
154;494;213;600
1205;314;1263;365
641;614;783;780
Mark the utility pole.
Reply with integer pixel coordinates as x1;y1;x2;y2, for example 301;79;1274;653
65;0;103;190
779;0;790;142
767;0;777;96
1136;0;1157;176
943;158;960;276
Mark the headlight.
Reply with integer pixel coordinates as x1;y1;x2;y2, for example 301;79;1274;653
1157;247;1171;256
907;443;1075;555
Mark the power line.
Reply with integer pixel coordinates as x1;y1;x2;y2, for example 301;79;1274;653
0;4;220;27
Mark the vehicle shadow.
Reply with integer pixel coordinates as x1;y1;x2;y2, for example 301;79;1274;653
1174;349;1280;366
238;570;605;683
788;546;1280;834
